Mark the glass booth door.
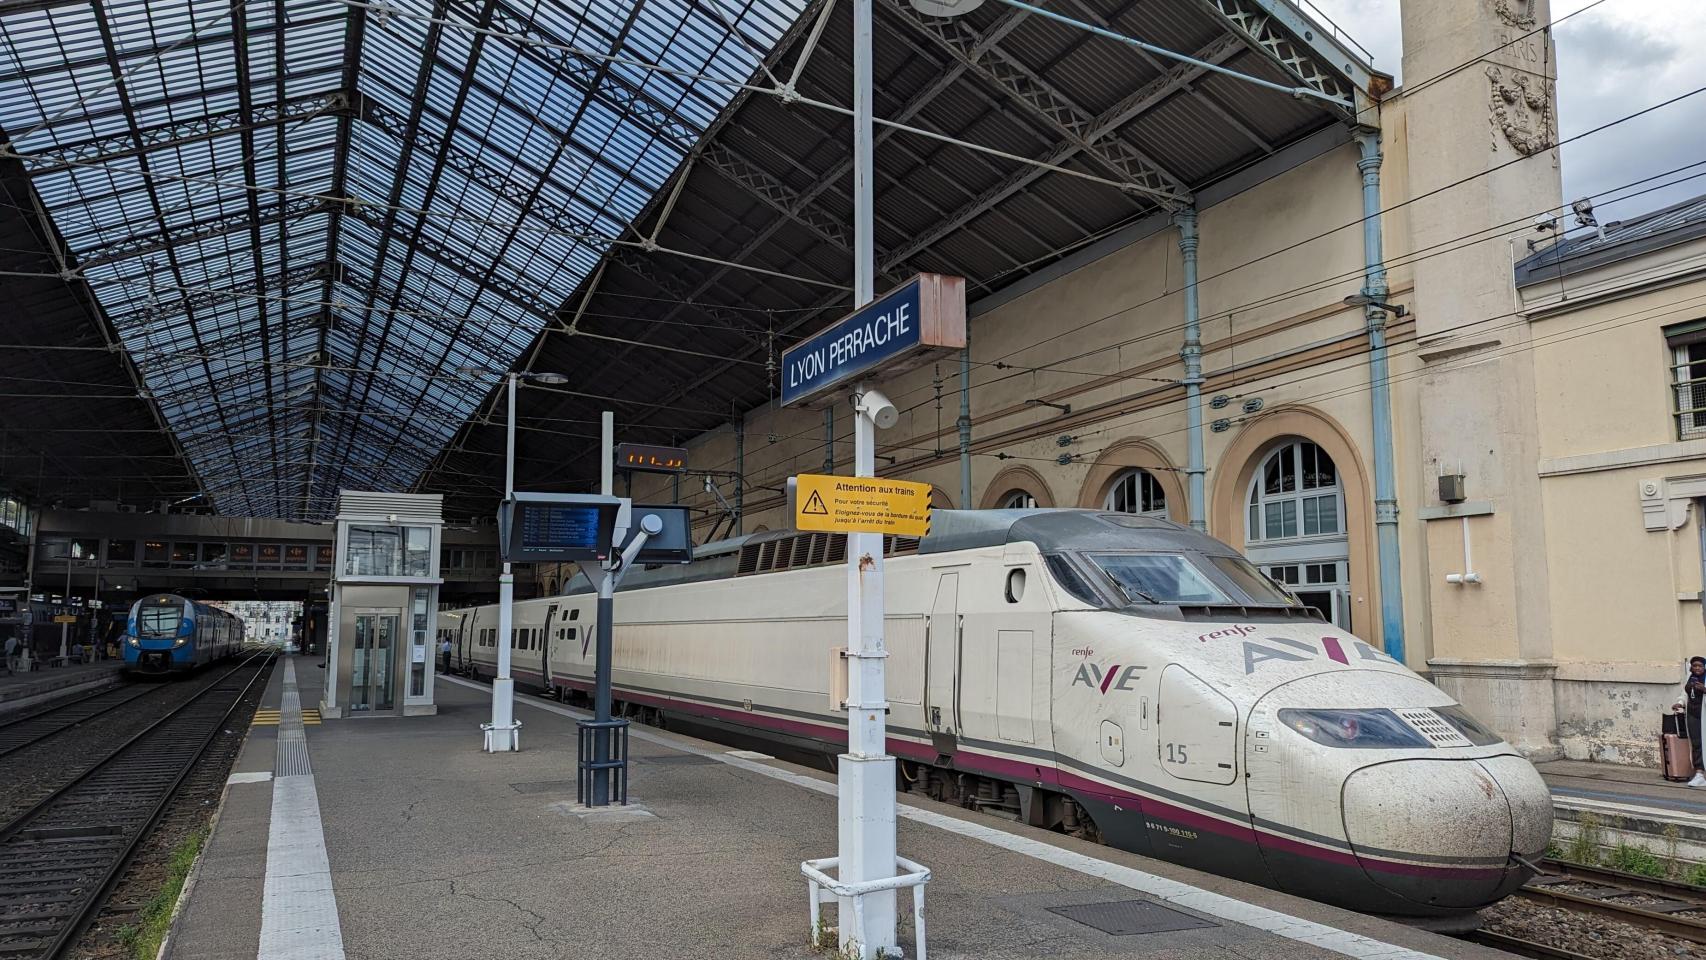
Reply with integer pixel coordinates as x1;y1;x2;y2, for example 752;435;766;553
349;610;400;713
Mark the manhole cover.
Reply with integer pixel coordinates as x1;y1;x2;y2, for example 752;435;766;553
1045;900;1218;936
510;780;577;794
637;754;719;765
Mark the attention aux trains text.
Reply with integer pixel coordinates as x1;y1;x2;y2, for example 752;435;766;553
786;302;913;389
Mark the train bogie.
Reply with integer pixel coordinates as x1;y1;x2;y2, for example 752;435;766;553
445;509;1550;916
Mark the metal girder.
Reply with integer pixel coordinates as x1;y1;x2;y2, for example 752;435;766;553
1195;0;1376;115
111;259;331;330
880;34;1242;270
699;141;851;251
886;0;1190;204
357;93;607;247
13;90;348;176
76;194;334;270
485;0;699;152
337;267;515;363
342;205;556;320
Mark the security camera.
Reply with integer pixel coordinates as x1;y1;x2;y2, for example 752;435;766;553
1533;212;1558;232
855;387;900;430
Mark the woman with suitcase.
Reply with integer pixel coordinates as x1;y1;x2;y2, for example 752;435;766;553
1671;657;1706;786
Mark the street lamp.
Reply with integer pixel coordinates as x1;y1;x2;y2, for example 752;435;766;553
908;0;982;14
485;368;569;753
1342;293;1409;317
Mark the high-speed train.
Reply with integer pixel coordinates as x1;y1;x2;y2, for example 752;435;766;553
443;509;1550;916
123;593;244;674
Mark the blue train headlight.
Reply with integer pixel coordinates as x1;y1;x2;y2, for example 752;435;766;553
127;636;140;647
173;637;188;647
1277;708;1430;749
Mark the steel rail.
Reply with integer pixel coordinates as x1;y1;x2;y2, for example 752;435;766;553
1537;859;1706;902
1516;861;1706;946
0;651;273;960
1466;930;1599;960
0;683;156;759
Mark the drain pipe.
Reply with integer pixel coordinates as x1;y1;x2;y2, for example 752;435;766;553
958;339;972;509
1175;207;1206;532
1355;128;1406;662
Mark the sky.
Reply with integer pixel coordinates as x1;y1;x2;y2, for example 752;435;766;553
1305;0;1706;221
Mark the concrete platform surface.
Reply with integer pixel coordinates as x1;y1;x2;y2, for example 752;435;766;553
169;664;1510;960
1539;759;1706;861
0;658;122;712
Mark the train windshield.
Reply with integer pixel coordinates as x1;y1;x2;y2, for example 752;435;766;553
1087;554;1229;605
138;600;183;637
1207;555;1297;605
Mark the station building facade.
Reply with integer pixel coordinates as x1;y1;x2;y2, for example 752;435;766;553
598;0;1699;766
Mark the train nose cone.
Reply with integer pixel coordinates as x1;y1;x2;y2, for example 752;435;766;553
1341;757;1550;910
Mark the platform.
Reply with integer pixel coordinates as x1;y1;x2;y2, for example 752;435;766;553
1540;759;1706;862
0;658;123;714
166;661;1506;960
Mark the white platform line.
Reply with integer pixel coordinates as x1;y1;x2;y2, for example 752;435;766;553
228;771;273;785
259;659;346;960
443;675;1444;960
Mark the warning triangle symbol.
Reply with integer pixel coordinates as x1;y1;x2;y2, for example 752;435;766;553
802;490;830;515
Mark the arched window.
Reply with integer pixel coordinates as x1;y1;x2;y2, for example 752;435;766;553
998;490;1037;509
1247;441;1341;541
1103;469;1167;517
1244;440;1350;629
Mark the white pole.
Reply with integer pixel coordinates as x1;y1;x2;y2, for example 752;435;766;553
838;1;896;954
488;372;519;751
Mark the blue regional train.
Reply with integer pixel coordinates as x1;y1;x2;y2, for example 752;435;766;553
123;593;244;674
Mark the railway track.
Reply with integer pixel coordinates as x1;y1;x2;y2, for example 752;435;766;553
0;684;156;759
0;652;272;960
1497;859;1706;949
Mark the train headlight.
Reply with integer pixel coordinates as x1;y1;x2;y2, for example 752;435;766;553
1277;708;1430;749
127;636;140;647
173;637;188;648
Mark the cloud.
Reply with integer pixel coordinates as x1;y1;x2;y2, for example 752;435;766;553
1302;0;1706;219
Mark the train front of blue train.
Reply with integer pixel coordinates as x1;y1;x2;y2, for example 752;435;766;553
123;594;239;674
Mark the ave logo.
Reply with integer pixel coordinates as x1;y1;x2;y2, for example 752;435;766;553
1070;662;1144;694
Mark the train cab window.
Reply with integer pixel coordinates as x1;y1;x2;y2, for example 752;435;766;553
1043;555;1103;607
1207;556;1296;605
1087;554;1229;605
138;599;182;637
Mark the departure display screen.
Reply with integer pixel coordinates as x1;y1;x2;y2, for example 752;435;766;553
503;498;619;563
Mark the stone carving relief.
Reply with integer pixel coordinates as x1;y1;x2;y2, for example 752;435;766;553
1486;65;1555;156
1492;0;1538;27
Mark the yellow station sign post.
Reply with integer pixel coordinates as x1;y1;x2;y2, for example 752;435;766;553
793;473;932;538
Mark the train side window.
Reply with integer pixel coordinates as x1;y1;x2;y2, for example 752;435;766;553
1005;568;1026;603
569;609;579;621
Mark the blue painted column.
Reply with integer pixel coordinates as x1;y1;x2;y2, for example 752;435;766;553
1175;207;1206;532
1355;129;1406;662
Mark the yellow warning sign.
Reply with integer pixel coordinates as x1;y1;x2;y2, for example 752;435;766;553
52;614;78;624
795;474;932;537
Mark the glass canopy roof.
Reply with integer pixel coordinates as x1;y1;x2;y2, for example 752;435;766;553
0;0;805;517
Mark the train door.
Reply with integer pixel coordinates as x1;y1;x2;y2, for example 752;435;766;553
925;571;961;744
458;612;474;674
540;603;559;692
1157;665;1237;785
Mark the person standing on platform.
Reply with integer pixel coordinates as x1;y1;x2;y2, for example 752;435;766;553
4;634;17;675
440;635;453;675
1678;657;1706;787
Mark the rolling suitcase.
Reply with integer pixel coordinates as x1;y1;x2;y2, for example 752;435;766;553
1663;712;1694;782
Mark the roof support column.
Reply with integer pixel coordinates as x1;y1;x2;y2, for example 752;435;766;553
1174;206;1205;532
959;338;972;509
1355;127;1404;662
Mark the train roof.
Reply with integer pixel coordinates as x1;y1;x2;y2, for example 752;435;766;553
568;508;1249;596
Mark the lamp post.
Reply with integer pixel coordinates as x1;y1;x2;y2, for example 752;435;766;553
472;368;569;753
